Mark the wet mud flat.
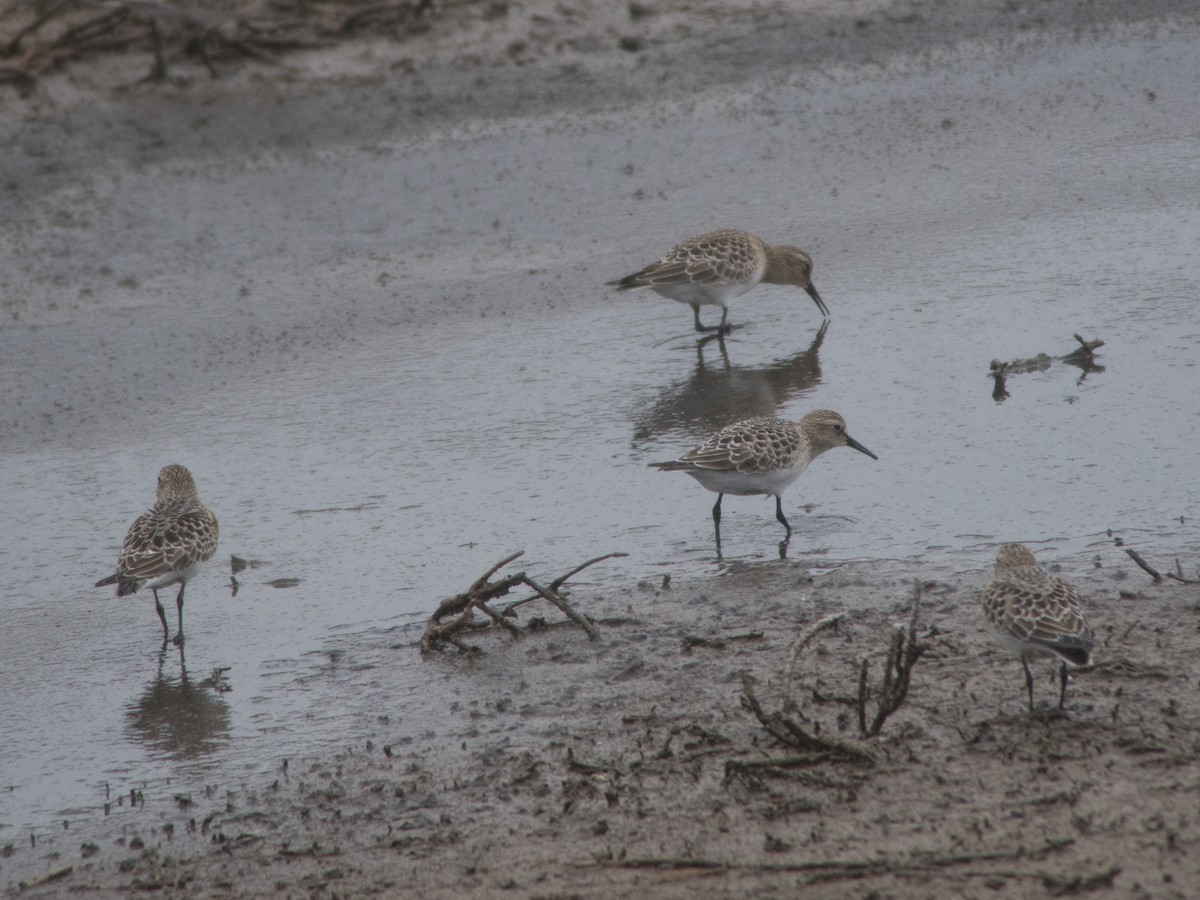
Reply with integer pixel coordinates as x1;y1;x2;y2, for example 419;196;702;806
9;558;1199;898
5;0;1200;895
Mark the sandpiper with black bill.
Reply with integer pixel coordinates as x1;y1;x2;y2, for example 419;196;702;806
651;410;876;555
609;228;828;334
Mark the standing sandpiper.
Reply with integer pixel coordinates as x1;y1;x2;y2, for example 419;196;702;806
95;464;220;645
981;544;1095;710
608;228;828;334
651;410;876;554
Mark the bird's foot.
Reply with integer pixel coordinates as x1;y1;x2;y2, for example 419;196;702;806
694;323;739;336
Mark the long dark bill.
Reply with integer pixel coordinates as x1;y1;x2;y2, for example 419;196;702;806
845;435;878;460
805;282;830;318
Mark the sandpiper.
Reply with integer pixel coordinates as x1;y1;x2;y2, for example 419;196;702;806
95;464;220;645
651;410;876;554
608;228;828;334
981;544;1095;710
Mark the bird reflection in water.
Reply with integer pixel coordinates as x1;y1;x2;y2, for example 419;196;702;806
634;320;828;444
125;647;231;760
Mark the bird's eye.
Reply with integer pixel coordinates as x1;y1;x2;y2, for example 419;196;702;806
833;424;843;432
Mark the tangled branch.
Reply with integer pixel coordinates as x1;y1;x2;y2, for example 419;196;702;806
988;333;1104;401
857;580;927;737
420;550;626;653
737;581;932;772
0;0;438;87
739;672;875;766
1108;530;1198;584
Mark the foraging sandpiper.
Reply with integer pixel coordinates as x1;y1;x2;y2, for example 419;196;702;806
609;228;828;334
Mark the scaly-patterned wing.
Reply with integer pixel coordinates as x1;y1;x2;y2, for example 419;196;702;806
619;230;761;288
116;501;219;582
677;417;800;474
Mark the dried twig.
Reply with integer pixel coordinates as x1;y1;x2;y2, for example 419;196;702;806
739;583;927;769
1061;333;1105;364
783;613;843;707
857;581;927;737
1124;548;1162;583
17;865;74;890
740;673;875;765
724;756;867;790
4;0;73;54
549;552;625;592
1165;557;1199;584
0;0;443;84
987;333;1104;401
681;631;764;652
420;550;625;653
1109;531;1197;584
602;836;1076;879
521;574;598;639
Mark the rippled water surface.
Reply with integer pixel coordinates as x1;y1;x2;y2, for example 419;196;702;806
2;21;1198;845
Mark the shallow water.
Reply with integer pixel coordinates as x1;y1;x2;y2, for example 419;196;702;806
2;19;1199;846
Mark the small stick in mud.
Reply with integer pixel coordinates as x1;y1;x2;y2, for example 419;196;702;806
17;865;74;890
1124;547;1163;583
739;672;875;766
1109;531;1196;584
0;0;444;86
1062;333;1106;364
736;581;931;770
1166;557;1199;584
987;333;1104;401
857;581;928;738
783;612;843;707
420;550;626;653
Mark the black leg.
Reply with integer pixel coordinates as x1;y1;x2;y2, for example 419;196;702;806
774;495;793;538
712;494;724;557
1021;656;1035;710
692;304;731;334
173;583;186;646
1057;661;1069;709
153;589;168;638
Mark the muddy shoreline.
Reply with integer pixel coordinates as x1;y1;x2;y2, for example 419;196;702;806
5;0;1200;896
8;555;1199;897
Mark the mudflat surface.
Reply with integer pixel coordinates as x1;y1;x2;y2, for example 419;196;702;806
3;0;1200;896
9;559;1200;898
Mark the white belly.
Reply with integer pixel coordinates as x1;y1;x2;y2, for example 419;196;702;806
650;279;761;307
685;464;808;497
146;563;200;590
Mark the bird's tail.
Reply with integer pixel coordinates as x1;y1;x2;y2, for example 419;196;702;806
606;273;645;290
95;573;141;596
1055;645;1091;667
649;460;690;471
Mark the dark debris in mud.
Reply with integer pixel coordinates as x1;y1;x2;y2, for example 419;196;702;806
989;333;1105;401
0;0;439;91
1107;529;1200;585
420;549;627;653
10;557;1200;897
